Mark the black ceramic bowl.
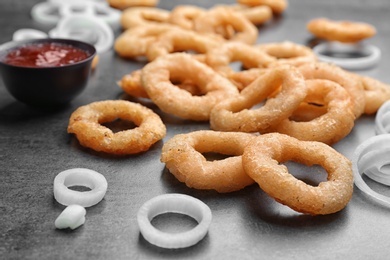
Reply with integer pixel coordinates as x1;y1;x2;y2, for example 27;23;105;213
0;38;96;107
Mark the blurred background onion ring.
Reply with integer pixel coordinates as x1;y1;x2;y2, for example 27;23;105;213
375;100;390;135
313;42;381;70
31;0;121;28
49;14;114;53
352;134;390;208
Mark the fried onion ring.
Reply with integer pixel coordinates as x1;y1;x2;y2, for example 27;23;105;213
108;0;159;9
146;29;222;62
210;65;307;132
205;41;276;79
298;62;365;118
307;18;376;43
355;74;390;115
168;5;206;30
219;4;273;25
193;6;258;44
256;41;317;67
161;130;256;193
141;53;239;121
265;79;355;144
119;69;202;98
114;23;178;59
237;0;288;14
242;133;354;215
67;100;166;155
121;7;170;29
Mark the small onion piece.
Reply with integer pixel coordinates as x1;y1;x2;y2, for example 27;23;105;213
352;134;390;208
375;100;390;135
55;204;86;230
53;168;108;207
137;193;212;249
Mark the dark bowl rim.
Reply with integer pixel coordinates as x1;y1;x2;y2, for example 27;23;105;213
0;38;97;70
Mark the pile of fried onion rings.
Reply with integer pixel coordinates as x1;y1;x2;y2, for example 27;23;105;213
66;1;390;216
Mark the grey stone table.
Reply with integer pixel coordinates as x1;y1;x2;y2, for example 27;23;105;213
1;0;390;259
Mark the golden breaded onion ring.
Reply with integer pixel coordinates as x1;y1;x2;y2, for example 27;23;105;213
141;53;239;121
237;0;288;14
67;100;166;155
161;130;256;193
256;41;317;67
307;18;376;43
108;0;159;9
242;133;354;215
121;7;170;29
265;79;355;145
193;6;258;44
210;64;307;132
298;62;365;118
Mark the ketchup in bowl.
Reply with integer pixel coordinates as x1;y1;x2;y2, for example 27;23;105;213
3;42;90;67
0;38;96;107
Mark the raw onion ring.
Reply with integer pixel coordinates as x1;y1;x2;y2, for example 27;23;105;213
49;14;114;53
375;100;390;135
313;42;381;70
31;0;121;27
137;193;212;249
352;134;390;208
53;168;108;207
243;133;354;215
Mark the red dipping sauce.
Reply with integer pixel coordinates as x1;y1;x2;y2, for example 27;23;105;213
3;42;90;67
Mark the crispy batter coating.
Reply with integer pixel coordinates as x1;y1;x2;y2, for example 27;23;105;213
307;18;376;43
142;53;239;121
161;130;256;192
242;133;353;215
68;100;166;155
265;79;355;145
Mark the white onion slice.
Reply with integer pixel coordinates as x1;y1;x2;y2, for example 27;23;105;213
137;194;212;249
352;134;390;207
313;41;381;70
31;0;120;28
375;100;390;135
12;29;48;42
55;204;86;230
49;14;114;53
53;168;108;207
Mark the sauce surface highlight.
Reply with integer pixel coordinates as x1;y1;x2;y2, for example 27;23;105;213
3;42;90;67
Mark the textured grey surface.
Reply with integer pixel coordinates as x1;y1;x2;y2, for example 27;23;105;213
1;0;390;259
